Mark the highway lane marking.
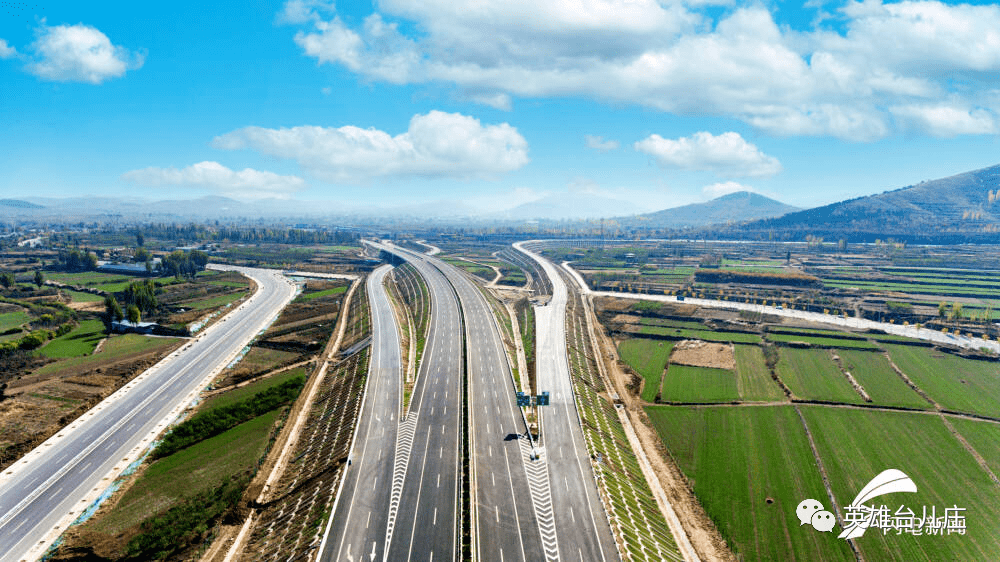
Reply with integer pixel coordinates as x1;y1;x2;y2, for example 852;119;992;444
492;472;495;487
496;505;500;522
437;474;440;487
439;446;443;458
0;284;289;538
442;424;445;434
373;477;377;491
367;511;371;529
433;507;437;525
570;507;576;523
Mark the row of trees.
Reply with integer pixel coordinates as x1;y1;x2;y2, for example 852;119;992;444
130;224;359;245
56;248;98;272
1;271;45;289
105;279;159;323
161;250;209;278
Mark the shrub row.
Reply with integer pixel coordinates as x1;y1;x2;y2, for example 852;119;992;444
125;474;248;560
0;323;73;354
694;268;821;287
152;376;304;459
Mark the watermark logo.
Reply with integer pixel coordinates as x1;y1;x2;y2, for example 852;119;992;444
799;469;967;539
796;499;836;532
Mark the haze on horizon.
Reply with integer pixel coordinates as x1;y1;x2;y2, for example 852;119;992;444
3;0;1000;218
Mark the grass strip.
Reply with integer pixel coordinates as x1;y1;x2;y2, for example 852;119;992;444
153;376;303;459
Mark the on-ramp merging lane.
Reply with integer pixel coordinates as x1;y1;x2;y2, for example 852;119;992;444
0;265;296;562
514;241;620;562
321;264;400;562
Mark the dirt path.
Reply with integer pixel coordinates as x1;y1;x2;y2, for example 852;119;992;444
582;292;730;562
793;405;863;562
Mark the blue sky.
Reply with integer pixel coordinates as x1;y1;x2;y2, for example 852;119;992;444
2;0;1000;216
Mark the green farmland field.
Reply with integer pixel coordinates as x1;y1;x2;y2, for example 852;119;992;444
294;285;346;302
639;325;762;344
638;317;708;330
885;344;1000;417
183;291;245;310
46;272;138;292
776;348;865;404
64;289;104;303
0;310;30;332
88;409;280;535
33;334;180;376
949;417;1000;478
204;368;305;411
823;279;1000;299
660;364;739;403
618;339;672;402
40;319;105;358
802;406;1000;561
767;333;879;350
836;350;930;409
647;405;854;562
734;345;784;401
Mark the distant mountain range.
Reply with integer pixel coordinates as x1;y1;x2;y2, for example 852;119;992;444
493;193;643;221
5;164;1000;243
717;164;1000;243
616;191;799;229
0;199;44;209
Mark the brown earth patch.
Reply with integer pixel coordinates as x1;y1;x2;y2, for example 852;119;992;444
670;339;735;370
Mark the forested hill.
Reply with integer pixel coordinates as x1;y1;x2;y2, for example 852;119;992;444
620;191;799;229
710;164;1000;243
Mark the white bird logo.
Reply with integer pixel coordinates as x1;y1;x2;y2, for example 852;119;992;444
838;469;917;539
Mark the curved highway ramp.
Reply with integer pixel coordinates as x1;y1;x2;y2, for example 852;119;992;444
0;265;296;562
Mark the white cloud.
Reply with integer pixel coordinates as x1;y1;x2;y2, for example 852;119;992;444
214;110;529;182
890;104;998;137
703;181;754;198
584;135;619;152
466;92;512;110
0;39;16;59
26;23;144;84
282;0;1000;140
635;131;782;177
277;0;336;24
122;161;304;199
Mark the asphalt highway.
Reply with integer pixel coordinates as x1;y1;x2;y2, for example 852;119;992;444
321;264;400;562
513;241;621;562
378;243;464;562
428;254;544;562
0;265;296;562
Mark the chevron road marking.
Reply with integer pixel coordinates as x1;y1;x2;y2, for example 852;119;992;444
518;435;559;561
384;412;418;553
